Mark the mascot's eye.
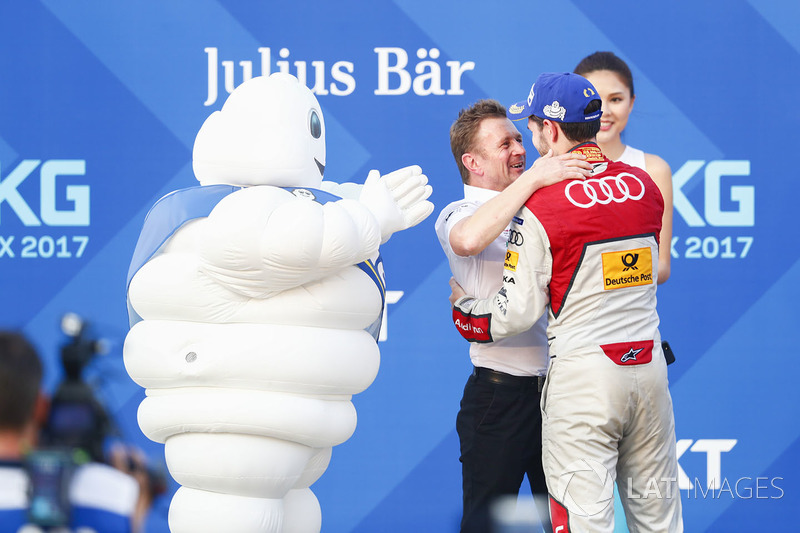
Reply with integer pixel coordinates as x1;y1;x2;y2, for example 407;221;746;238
309;110;322;139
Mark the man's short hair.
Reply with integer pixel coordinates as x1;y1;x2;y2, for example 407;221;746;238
450;99;508;184
0;331;42;430
529;98;602;144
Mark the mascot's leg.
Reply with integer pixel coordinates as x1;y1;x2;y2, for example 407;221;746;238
169;487;283;532
282;489;322;533
281;447;332;532
165;432;316;532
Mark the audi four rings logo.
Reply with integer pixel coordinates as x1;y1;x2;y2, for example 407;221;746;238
565;173;645;208
507;230;524;246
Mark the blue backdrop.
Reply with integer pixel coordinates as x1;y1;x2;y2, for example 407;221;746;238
1;1;797;531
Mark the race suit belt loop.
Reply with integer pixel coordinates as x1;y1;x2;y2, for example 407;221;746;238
472;367;545;392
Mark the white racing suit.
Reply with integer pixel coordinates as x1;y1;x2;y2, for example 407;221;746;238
452;143;683;532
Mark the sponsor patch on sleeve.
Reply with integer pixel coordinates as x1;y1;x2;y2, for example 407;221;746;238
601;247;653;290
452;308;493;343
504;250;519;272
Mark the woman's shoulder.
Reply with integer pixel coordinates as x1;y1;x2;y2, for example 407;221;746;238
642;151;671;180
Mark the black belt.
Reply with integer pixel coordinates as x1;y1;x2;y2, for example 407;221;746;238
472;367;545;392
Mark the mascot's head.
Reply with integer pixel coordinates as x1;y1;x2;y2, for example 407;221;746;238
193;72;326;188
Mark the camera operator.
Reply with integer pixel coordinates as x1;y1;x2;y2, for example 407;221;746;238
0;330;152;533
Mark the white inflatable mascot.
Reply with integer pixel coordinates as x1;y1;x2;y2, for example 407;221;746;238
123;73;433;532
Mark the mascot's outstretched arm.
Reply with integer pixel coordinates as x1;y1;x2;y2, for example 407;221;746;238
198;186;381;297
321;164;434;244
359;165;433;244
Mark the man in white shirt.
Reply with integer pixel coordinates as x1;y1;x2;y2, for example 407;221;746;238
435;99;590;533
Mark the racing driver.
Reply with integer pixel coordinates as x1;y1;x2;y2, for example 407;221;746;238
449;72;683;532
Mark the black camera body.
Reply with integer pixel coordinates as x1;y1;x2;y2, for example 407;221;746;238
40;320;110;463
27;314;165;528
25;314;109;527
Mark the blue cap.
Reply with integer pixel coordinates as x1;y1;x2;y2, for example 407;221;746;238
507;72;602;123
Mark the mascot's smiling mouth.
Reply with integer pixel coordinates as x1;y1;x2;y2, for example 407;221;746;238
315;158;325;177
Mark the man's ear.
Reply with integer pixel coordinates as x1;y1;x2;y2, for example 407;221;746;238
18;392;50;453
461;152;481;176
543;119;559;144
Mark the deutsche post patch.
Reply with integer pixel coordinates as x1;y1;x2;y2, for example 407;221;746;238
504;250;519;272
602;247;653;290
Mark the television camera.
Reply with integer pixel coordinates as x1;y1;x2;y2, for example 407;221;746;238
26;313;165;527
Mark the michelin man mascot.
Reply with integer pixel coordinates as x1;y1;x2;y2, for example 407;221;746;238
123;72;433;532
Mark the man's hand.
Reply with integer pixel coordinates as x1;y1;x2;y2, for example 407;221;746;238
359;165;434;244
109;443;158;533
523;149;592;188
449;277;466;306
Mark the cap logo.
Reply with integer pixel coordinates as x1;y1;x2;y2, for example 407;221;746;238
543;101;566;121
527;84;535;106
583;87;596;97
509;103;525;114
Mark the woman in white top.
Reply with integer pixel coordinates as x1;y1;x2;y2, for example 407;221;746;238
575;51;673;283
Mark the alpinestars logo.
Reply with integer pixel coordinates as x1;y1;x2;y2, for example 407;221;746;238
620;348;643;363
600;340;653;366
